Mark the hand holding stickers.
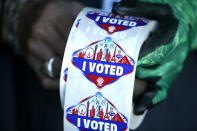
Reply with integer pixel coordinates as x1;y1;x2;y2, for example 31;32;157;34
60;8;157;131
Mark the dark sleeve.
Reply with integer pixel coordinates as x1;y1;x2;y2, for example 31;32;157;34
0;0;5;44
0;0;5;16
1;0;51;54
1;0;26;52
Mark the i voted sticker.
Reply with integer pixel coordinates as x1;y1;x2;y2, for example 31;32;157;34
86;11;148;34
66;92;128;131
72;37;135;88
64;68;68;81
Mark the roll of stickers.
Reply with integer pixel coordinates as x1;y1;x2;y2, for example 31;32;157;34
60;8;157;131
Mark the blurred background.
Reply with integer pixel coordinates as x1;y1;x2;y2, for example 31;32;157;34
0;0;197;131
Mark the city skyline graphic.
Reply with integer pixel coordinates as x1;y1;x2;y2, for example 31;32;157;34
72;37;135;88
66;92;128;130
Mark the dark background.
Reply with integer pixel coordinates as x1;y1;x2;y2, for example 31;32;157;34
0;0;197;131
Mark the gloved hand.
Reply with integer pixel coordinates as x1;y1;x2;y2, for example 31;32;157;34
113;0;192;115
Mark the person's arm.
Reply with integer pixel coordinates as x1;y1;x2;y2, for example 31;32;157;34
1;0;52;53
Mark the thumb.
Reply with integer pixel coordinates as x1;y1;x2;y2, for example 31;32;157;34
52;56;62;78
134;84;160;115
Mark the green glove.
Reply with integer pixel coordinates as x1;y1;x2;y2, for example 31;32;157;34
113;0;197;115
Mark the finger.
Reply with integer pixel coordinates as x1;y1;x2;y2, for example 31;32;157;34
114;2;173;18
31;21;66;57
139;17;178;58
133;78;147;101
28;54;59;89
27;38;55;61
40;74;59;89
43;25;66;56
133;85;159;115
52;56;62;77
53;2;84;40
67;2;85;17
53;10;73;41
28;38;62;77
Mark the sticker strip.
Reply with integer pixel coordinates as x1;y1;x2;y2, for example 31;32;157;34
60;7;157;131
